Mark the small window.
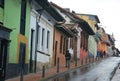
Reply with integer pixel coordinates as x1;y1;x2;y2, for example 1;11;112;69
41;28;45;46
0;0;4;8
46;31;50;48
60;35;63;53
70;38;73;49
63;37;66;54
20;0;27;35
37;26;40;45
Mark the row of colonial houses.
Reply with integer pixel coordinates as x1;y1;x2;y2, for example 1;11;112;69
0;0;116;80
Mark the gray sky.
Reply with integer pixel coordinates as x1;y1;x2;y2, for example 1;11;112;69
48;0;120;49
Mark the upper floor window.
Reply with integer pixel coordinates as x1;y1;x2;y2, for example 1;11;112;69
46;30;50;48
37;25;40;46
70;38;73;49
20;0;27;35
0;0;4;8
41;28;45;46
60;35;63;53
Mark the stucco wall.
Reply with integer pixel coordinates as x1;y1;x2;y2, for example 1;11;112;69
88;36;97;57
29;10;55;71
4;0;30;63
54;29;66;66
0;8;3;23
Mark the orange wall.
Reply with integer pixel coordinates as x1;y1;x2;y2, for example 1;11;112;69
80;47;88;60
97;33;108;53
80;30;88;60
53;28;66;66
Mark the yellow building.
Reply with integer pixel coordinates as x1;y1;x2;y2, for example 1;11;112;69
76;14;100;58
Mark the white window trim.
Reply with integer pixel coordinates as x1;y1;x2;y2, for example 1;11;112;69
37;22;51;54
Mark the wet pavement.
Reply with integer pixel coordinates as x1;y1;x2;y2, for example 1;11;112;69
6;57;120;81
46;57;120;81
47;64;97;81
111;63;120;81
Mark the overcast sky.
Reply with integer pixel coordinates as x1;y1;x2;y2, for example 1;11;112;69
48;0;120;49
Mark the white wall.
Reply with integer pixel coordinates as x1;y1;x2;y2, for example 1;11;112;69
88;36;97;57
29;10;54;63
29;12;37;60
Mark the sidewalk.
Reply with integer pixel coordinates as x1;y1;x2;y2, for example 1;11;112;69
111;63;120;81
6;57;101;81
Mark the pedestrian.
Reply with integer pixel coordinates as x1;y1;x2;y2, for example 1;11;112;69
65;50;71;68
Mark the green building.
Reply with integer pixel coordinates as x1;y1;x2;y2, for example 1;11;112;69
0;0;31;79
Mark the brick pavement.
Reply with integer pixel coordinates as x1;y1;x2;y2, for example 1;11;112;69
6;57;100;81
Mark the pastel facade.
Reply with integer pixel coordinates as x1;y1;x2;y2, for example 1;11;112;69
0;0;116;80
0;0;31;79
51;3;75;65
75;14;94;60
76;14;100;58
97;27;109;57
53;25;73;66
52;2;95;62
29;0;64;72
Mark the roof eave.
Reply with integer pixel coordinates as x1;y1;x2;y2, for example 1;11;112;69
78;20;95;35
35;0;65;22
95;15;100;23
55;25;74;37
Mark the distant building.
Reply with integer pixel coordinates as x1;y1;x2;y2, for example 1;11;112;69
51;2;94;62
97;27;109;57
76;14;100;58
107;34;115;56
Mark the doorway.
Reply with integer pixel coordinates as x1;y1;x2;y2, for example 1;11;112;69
29;29;34;73
0;39;8;81
19;42;26;81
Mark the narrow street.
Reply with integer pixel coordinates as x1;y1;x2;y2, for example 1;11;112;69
1;1;120;81
47;57;120;81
